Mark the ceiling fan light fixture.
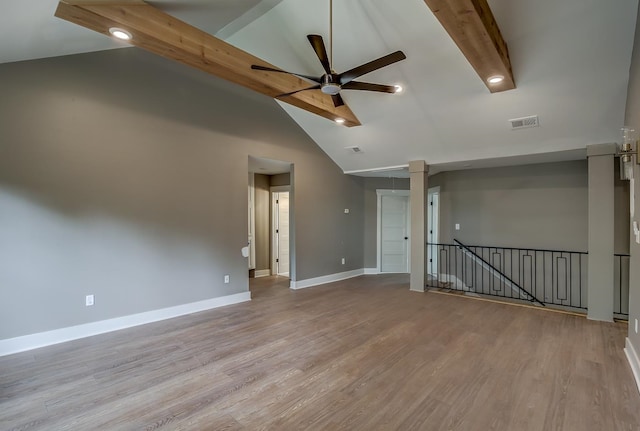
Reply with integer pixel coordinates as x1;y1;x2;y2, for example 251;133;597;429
335;118;346;124
394;85;403;93
487;75;504;84
321;83;341;95
109;27;132;41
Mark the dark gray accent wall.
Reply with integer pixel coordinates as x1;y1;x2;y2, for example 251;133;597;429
625;1;640;354
614;158;632;254
362;177;410;268
0;48;364;340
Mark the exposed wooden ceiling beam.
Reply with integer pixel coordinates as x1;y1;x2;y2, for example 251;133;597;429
55;0;361;127
424;0;515;93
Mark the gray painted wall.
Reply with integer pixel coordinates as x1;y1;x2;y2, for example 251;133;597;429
625;1;640;355
295;168;364;275
0;48;364;340
428;161;629;253
362;161;628;270
270;173;290;187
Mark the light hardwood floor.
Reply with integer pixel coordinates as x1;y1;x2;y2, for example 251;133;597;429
1;274;639;430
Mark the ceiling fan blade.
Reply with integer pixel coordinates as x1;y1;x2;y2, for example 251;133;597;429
338;51;406;85
307;34;332;75
251;65;321;83
276;84;322;98
331;94;345;107
342;81;397;93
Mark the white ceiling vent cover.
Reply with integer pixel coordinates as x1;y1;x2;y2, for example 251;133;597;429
345;146;363;154
509;115;539;130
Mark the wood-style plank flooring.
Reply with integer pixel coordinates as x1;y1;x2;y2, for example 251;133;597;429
1;274;639;430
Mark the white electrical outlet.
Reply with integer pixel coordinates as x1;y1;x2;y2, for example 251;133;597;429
344;208;350;214
455;223;460;230
224;275;230;284
85;295;94;307
341;258;345;265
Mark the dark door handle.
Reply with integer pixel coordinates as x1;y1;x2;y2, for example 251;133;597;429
404;237;408;240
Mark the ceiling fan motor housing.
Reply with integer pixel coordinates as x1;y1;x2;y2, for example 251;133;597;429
321;74;341;95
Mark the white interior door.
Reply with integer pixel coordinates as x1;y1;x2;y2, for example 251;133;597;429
273;191;290;276
427;188;440;276
379;192;410;273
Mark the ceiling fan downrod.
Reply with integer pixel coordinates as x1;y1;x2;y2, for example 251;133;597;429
329;0;333;71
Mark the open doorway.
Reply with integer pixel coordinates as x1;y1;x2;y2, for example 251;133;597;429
248;156;293;291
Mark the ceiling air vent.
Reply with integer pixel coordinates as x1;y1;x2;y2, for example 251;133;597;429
345;146;363;154
509;115;539;130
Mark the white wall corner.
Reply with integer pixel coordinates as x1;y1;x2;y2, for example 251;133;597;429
0;291;251;357
290;268;365;290
364;268;379;275
625;337;640;395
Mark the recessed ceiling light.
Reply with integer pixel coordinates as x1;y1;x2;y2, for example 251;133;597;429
335;118;346;124
487;75;504;84
109;27;132;41
394;85;403;93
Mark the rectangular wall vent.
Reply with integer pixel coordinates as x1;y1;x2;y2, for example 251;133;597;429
345;146;363;154
509;115;539;130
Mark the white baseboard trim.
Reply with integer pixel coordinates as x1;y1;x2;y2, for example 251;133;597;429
254;269;271;278
290;268;365;290
364;268;379;275
0;291;251;357
625;337;640;395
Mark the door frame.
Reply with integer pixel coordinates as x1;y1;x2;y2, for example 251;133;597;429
376;189;411;274
271;186;290;276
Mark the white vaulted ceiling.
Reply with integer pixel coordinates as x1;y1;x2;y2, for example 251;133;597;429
226;0;638;173
2;0;638;174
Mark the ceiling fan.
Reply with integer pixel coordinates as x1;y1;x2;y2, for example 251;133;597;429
251;0;406;108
